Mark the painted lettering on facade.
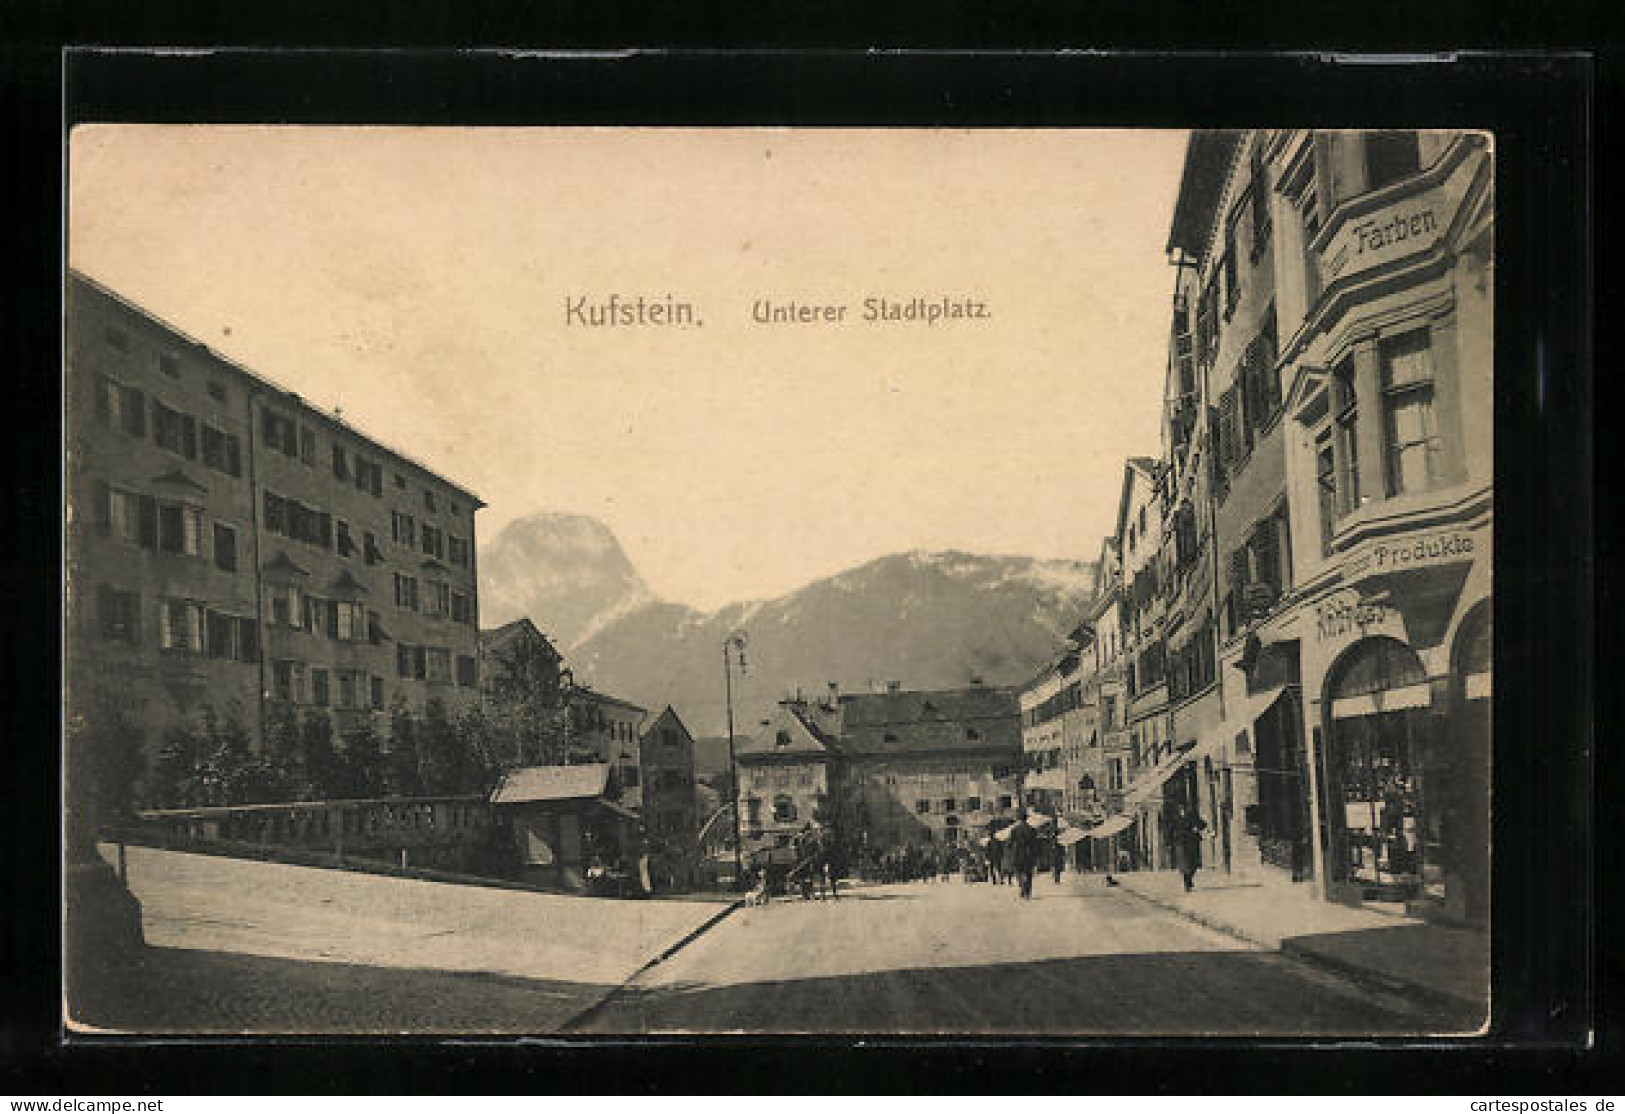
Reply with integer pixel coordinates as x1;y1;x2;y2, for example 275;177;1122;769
1323;202;1442;282
1314;596;1391;644
1345;530;1477;581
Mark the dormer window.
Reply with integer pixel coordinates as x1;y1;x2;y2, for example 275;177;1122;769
775;729;791;748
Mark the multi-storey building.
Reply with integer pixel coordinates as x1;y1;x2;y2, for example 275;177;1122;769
566;688;647;808
734;684;1022;867
66;272;484;778
1128;130;1492;926
638;706;701;890
1115;456;1179;867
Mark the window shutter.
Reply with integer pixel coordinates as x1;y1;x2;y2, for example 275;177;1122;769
1218;388;1238;467
137;494;158;549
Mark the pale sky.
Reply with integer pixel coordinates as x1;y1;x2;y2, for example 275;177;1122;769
70;126;1187;610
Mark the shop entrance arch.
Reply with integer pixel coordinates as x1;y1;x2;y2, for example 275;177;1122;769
1445;600;1491;926
1321;636;1435;904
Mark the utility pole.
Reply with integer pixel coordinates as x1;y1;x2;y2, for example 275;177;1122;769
723;631;748;887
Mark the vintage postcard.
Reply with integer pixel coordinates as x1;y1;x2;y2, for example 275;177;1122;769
63;125;1493;1036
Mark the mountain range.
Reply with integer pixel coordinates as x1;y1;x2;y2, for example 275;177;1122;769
479;512;1098;738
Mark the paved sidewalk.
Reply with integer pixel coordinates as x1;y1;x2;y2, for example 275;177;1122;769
1104;869;1487;1026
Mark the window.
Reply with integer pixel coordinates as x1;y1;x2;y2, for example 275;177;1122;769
299;426;316;465
663;728;678;747
213;523;237;571
370;676;385;709
159;598;205;652
270;584;304;629
337;670;360;709
207;381;226;403
424;580;450;617
392;511;417;547
394;472;406;490
97;585;140;644
157;352;180;378
1316;431;1338;554
201;424;242;476
94;378;146;437
1249;142;1272;255
448;536;470;567
622;764;641;789
312;668;330;707
363;531;383;566
261;409;298;457
336;520;355;558
915;799;930;815
157;502;204;556
103;326;130;354
422;525;444;560
450;591;473;624
998;795;1013;810
151;400;197;459
425;647;451;685
424;490;437;513
273;660;306;703
941;797;957;814
1380;329;1443;496
393;574;419;611
1364;131;1422;192
353;457;383;498
332;445;349;481
1332;359;1362;515
745;797;762;827
967;795;982;812
1222;217;1240;317
335;601;366;641
456;654;478;687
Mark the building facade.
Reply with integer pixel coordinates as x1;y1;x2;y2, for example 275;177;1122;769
1099;129;1492;926
66;272;484;783
639;706;701;890
734;685;1023;868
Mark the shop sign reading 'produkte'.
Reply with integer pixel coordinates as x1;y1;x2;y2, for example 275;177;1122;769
1344;529;1477;582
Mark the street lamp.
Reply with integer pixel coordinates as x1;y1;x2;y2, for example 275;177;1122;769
723;631;748;886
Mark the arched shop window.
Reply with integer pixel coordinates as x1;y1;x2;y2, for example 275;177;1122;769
1324;636;1435;902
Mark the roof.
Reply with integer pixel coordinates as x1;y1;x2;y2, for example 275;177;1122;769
736;702;834;760
574;686;646;714
640;705;693;743
489;763;611;805
837;686;1021;758
480;617;561;660
69;269;484;506
1166;130;1244;260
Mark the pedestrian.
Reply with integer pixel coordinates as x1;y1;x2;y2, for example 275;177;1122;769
825;834;844;900
986;835;1004;886
1171;805;1208;892
1051;831;1065;886
1008;811;1039;900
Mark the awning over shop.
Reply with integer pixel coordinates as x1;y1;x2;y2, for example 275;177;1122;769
1122;732;1225;807
1085;814;1133;840
1057;828;1088;846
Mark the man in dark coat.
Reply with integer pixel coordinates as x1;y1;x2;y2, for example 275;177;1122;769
986;831;1004;885
1171;805;1208;892
1007;812;1039;900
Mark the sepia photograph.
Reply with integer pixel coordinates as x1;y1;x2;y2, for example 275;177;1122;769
62;124;1495;1037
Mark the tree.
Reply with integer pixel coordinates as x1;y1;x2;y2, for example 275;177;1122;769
384;697;423;797
415;698;462;794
